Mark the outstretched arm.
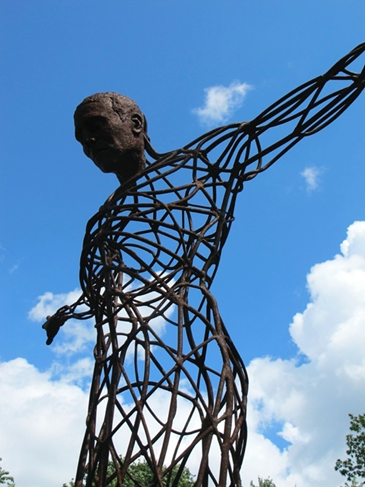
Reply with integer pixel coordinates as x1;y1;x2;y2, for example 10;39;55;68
242;43;365;180
42;293;94;345
191;43;365;182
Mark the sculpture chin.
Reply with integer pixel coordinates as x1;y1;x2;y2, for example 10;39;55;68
94;148;146;182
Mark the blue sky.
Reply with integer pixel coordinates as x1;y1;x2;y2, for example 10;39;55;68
1;2;365;486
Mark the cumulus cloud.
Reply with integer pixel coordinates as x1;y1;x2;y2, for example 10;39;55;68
29;288;95;355
242;221;365;487
300;166;322;192
0;358;88;487
50;357;94;387
28;288;82;322
193;81;252;125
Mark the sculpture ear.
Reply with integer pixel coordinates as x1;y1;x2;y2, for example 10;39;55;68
131;113;144;135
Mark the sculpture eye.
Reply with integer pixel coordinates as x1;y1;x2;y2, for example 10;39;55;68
87;117;107;132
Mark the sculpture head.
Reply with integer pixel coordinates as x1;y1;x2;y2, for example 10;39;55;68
74;92;146;182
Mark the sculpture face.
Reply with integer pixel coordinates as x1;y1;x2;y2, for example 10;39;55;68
74;100;145;180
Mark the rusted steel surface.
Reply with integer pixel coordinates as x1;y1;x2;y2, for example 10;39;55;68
43;44;365;487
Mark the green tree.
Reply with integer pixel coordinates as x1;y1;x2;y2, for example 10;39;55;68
341;479;364;487
64;458;194;486
0;458;15;487
250;477;276;487
117;460;194;487
335;413;365;487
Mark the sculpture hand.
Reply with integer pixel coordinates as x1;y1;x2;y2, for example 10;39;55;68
42;313;69;345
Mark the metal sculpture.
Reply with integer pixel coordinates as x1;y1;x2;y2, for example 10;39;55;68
43;44;365;487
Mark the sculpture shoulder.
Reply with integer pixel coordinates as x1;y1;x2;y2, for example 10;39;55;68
131;125;250;196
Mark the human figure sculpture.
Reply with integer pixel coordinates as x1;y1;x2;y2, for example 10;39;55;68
43;44;365;487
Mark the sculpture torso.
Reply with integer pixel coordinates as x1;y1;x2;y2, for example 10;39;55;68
75;148;248;487
80;146;243;322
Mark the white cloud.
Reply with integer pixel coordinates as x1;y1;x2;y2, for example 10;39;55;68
28;288;82;322
0;358;88;487
52;319;95;355
300;166;322;192
28;289;95;355
193;81;252;126
50;357;94;386
241;221;365;487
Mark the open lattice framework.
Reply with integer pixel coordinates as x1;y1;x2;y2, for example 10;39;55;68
44;44;365;487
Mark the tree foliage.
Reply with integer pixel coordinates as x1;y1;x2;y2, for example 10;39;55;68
114;460;194;487
341;479;365;487
64;458;195;487
335;413;365;486
250;477;276;487
0;458;15;487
